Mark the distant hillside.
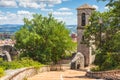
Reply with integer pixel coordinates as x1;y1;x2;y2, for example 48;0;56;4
0;24;22;33
66;25;77;34
0;24;77;34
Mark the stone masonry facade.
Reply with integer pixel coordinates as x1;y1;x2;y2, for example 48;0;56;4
77;4;95;66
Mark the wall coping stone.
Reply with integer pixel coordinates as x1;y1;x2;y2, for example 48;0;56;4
0;66;50;80
86;70;120;79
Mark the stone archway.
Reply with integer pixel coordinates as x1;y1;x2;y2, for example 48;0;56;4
3;50;12;62
0;45;18;61
71;52;84;69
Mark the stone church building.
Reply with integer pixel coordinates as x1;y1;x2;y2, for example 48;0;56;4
71;4;96;69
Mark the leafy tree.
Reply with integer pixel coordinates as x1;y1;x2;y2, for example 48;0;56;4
101;52;120;70
84;9;120;70
84;11;114;51
98;0;120;32
81;0;120;71
15;14;75;64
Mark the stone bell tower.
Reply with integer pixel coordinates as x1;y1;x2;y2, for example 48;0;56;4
77;4;95;66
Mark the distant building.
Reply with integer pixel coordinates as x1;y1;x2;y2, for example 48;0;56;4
0;39;15;46
0;32;13;39
71;33;77;42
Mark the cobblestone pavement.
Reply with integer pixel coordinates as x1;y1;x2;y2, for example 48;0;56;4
27;67;95;80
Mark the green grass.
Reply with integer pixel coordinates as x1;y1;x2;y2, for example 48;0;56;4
0;57;43;77
0;68;4;77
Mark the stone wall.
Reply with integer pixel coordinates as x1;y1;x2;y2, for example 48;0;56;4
86;70;120;79
0;66;50;80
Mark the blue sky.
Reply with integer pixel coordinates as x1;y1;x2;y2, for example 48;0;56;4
0;0;109;25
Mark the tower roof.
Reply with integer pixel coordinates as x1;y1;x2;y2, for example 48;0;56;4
77;4;95;10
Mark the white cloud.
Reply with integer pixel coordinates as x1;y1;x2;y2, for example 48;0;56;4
0;0;17;7
0;0;69;9
55;16;76;25
39;3;47;9
0;10;34;24
58;8;71;11
0;11;3;14
0;10;75;25
48;4;54;7
52;10;75;25
18;0;66;9
92;5;99;10
17;10;34;15
19;2;39;9
45;0;62;4
52;11;73;16
47;0;68;7
104;6;109;10
41;8;53;12
55;17;63;20
0;16;7;20
62;0;69;1
19;1;46;9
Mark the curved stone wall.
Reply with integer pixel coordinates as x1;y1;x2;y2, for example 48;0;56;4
86;70;120;79
0;66;50;80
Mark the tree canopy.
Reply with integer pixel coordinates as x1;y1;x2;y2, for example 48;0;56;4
15;14;75;64
84;0;120;70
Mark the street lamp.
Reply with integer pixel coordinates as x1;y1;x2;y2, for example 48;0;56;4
99;17;103;48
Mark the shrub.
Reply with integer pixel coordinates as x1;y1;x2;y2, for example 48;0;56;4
99;52;120;71
19;57;43;68
0;68;4;77
116;66;120;69
91;66;100;71
0;57;43;70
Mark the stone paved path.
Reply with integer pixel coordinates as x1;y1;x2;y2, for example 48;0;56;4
27;67;95;80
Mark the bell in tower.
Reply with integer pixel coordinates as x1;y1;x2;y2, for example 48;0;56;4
77;4;95;66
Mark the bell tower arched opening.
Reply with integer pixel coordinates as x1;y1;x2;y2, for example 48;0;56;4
81;13;86;26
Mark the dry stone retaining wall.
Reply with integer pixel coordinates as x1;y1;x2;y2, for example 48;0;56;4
0;66;50;80
86;70;120;79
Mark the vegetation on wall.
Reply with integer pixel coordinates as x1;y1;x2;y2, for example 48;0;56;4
0;57;42;77
0;68;4;77
0;58;42;70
